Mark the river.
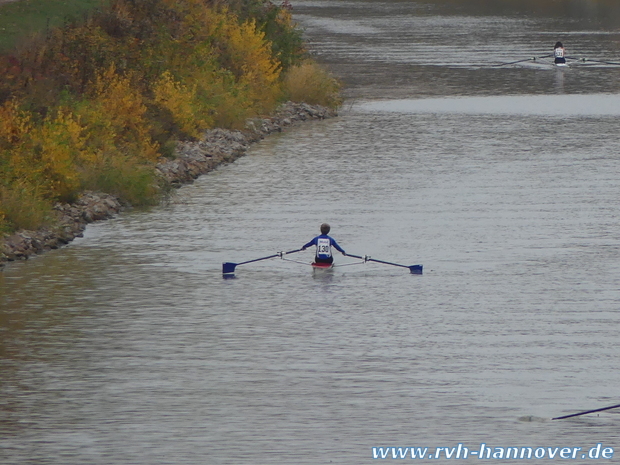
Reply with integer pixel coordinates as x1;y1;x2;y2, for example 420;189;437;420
1;1;620;463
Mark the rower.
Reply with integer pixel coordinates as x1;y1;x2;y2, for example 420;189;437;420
301;223;346;265
554;41;566;65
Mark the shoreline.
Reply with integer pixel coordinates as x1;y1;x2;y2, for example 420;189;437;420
0;101;336;268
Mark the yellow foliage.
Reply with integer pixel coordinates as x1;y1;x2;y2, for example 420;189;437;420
0;0;325;224
207;10;283;113
0;99;32;149
153;71;214;138
235;19;282;109
15;109;84;201
90;67;160;161
284;61;342;109
276;7;294;28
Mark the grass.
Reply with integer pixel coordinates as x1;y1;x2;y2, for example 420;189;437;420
79;158;164;207
0;0;107;52
284;61;342;109
0;183;54;231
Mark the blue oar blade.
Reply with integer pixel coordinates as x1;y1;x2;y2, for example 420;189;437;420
223;252;282;275
348;254;423;274
222;262;237;274
409;265;423;274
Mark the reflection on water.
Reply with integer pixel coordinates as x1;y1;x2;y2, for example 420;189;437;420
356;93;620;116
2;1;620;464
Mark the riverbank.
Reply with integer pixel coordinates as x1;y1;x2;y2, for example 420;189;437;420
0;101;336;267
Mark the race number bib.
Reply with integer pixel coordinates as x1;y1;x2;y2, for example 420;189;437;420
316;238;332;257
554;48;564;58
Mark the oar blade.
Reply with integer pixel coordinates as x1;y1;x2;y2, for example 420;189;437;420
409;265;423;274
222;262;238;274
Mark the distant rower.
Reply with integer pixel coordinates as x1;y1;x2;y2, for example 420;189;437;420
554;41;566;65
302;223;346;264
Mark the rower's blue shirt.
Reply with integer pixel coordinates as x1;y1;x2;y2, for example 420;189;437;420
303;234;345;259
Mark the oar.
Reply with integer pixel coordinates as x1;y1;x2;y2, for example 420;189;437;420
222;248;303;274
552;402;620;420
565;56;620;66
345;254;423;274
491;54;553;67
491;57;537;67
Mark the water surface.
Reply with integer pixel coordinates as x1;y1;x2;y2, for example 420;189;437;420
2;1;620;463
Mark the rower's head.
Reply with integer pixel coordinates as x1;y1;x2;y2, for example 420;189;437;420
555;41;563;49
320;223;330;235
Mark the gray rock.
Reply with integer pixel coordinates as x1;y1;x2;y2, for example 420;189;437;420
0;102;336;267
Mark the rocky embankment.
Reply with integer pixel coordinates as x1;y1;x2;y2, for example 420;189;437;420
0;102;336;267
